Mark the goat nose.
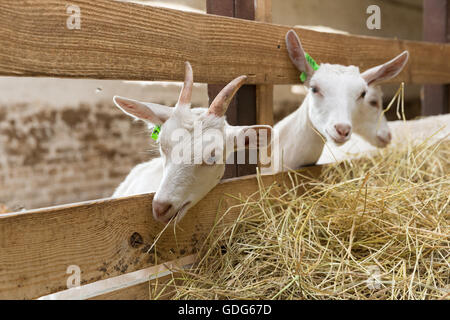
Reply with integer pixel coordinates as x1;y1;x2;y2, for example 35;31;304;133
334;124;351;138
377;131;392;145
152;201;172;218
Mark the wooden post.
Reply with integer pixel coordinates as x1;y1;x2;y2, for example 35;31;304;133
255;0;274;127
422;0;449;115
207;0;273;178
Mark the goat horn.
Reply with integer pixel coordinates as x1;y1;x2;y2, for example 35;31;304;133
208;75;247;117
177;61;193;107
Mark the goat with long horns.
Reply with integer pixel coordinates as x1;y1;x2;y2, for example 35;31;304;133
112;62;272;223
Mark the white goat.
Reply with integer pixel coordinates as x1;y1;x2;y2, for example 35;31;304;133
269;30;409;172
112;62;272;223
317;85;392;164
319;113;450;164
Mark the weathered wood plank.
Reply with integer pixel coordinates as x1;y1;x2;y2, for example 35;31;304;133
0;164;321;299
254;0;274;127
255;0;272;24
207;0;258;179
0;1;449;84
235;85;257;176
422;0;449;115
254;0;274;173
233;0;258;178
256;84;274;126
207;0;242;179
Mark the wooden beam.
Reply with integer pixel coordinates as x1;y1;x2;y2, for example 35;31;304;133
0;163;322;299
256;85;274;126
254;0;274;173
422;0;449;115
234;85;257;176
207;0;258;178
255;0;272;23
232;0;257;178
0;1;449;84
422;85;449;115
206;0;272;178
255;0;274;127
207;0;237;179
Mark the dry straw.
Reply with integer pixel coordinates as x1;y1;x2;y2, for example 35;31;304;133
163;85;449;300
168;138;449;300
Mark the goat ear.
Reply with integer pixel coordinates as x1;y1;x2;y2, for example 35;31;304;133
285;30;314;85
228;125;273;151
362;51;409;86
113;96;172;125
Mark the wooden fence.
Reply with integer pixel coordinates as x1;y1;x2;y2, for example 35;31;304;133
1;1;449;84
0;0;449;299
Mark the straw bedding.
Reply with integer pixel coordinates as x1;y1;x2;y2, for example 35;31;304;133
170;138;449;300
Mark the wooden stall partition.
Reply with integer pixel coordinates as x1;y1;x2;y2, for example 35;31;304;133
0;1;449;84
422;0;449;115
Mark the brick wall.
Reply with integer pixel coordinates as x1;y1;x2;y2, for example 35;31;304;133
0;99;151;210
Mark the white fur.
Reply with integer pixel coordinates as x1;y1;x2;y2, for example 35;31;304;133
269;70;390;172
113;158;163;197
318;114;450;164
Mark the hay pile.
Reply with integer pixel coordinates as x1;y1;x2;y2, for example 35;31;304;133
171;139;449;300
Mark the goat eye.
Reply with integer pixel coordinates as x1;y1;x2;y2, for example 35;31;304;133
360;90;367;99
370;100;379;108
311;86;319;94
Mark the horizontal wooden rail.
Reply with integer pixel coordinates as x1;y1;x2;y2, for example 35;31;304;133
0;1;449;84
0;165;322;300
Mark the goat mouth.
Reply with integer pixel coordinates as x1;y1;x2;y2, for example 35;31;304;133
327;131;349;145
171;201;192;223
377;136;391;147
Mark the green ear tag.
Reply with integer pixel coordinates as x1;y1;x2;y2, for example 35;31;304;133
151;125;161;141
300;72;307;82
305;53;320;71
300;52;320;83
